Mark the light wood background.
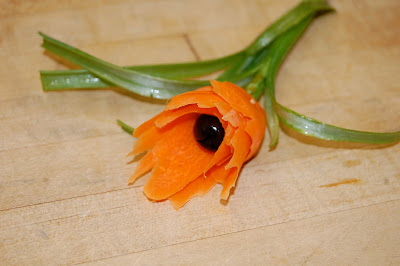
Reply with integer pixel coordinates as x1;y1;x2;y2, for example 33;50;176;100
1;0;400;264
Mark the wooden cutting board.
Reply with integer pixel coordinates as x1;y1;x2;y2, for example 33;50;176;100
1;0;399;264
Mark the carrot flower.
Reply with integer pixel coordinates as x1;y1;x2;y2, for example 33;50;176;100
39;0;400;210
128;80;266;209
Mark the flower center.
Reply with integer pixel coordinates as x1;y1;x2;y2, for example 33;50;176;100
194;114;225;151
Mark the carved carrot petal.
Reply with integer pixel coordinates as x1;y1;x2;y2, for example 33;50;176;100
129;80;266;209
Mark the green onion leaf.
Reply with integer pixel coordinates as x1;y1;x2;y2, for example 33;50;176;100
247;15;315;147
276;104;400;144
245;0;334;55
258;10;400;145
117;120;134;135
220;0;333;81
218;49;268;81
40;52;244;90
40;32;213;99
40;32;257;99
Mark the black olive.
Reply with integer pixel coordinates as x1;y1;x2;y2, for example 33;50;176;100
194;114;225;151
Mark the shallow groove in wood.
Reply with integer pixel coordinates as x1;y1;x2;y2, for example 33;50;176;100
183;33;201;61
78;198;400;264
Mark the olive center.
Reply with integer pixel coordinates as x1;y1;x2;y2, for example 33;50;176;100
194;114;225;151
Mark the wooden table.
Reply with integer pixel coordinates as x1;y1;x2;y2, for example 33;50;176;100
1;0;399;264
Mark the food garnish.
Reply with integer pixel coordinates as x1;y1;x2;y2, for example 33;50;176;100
39;0;400;208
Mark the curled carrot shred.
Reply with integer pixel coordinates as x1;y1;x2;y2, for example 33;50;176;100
129;80;266;209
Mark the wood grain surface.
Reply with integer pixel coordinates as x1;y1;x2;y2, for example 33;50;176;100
1;0;400;264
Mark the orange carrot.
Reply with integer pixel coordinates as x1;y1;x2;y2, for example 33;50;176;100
129;80;266;209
